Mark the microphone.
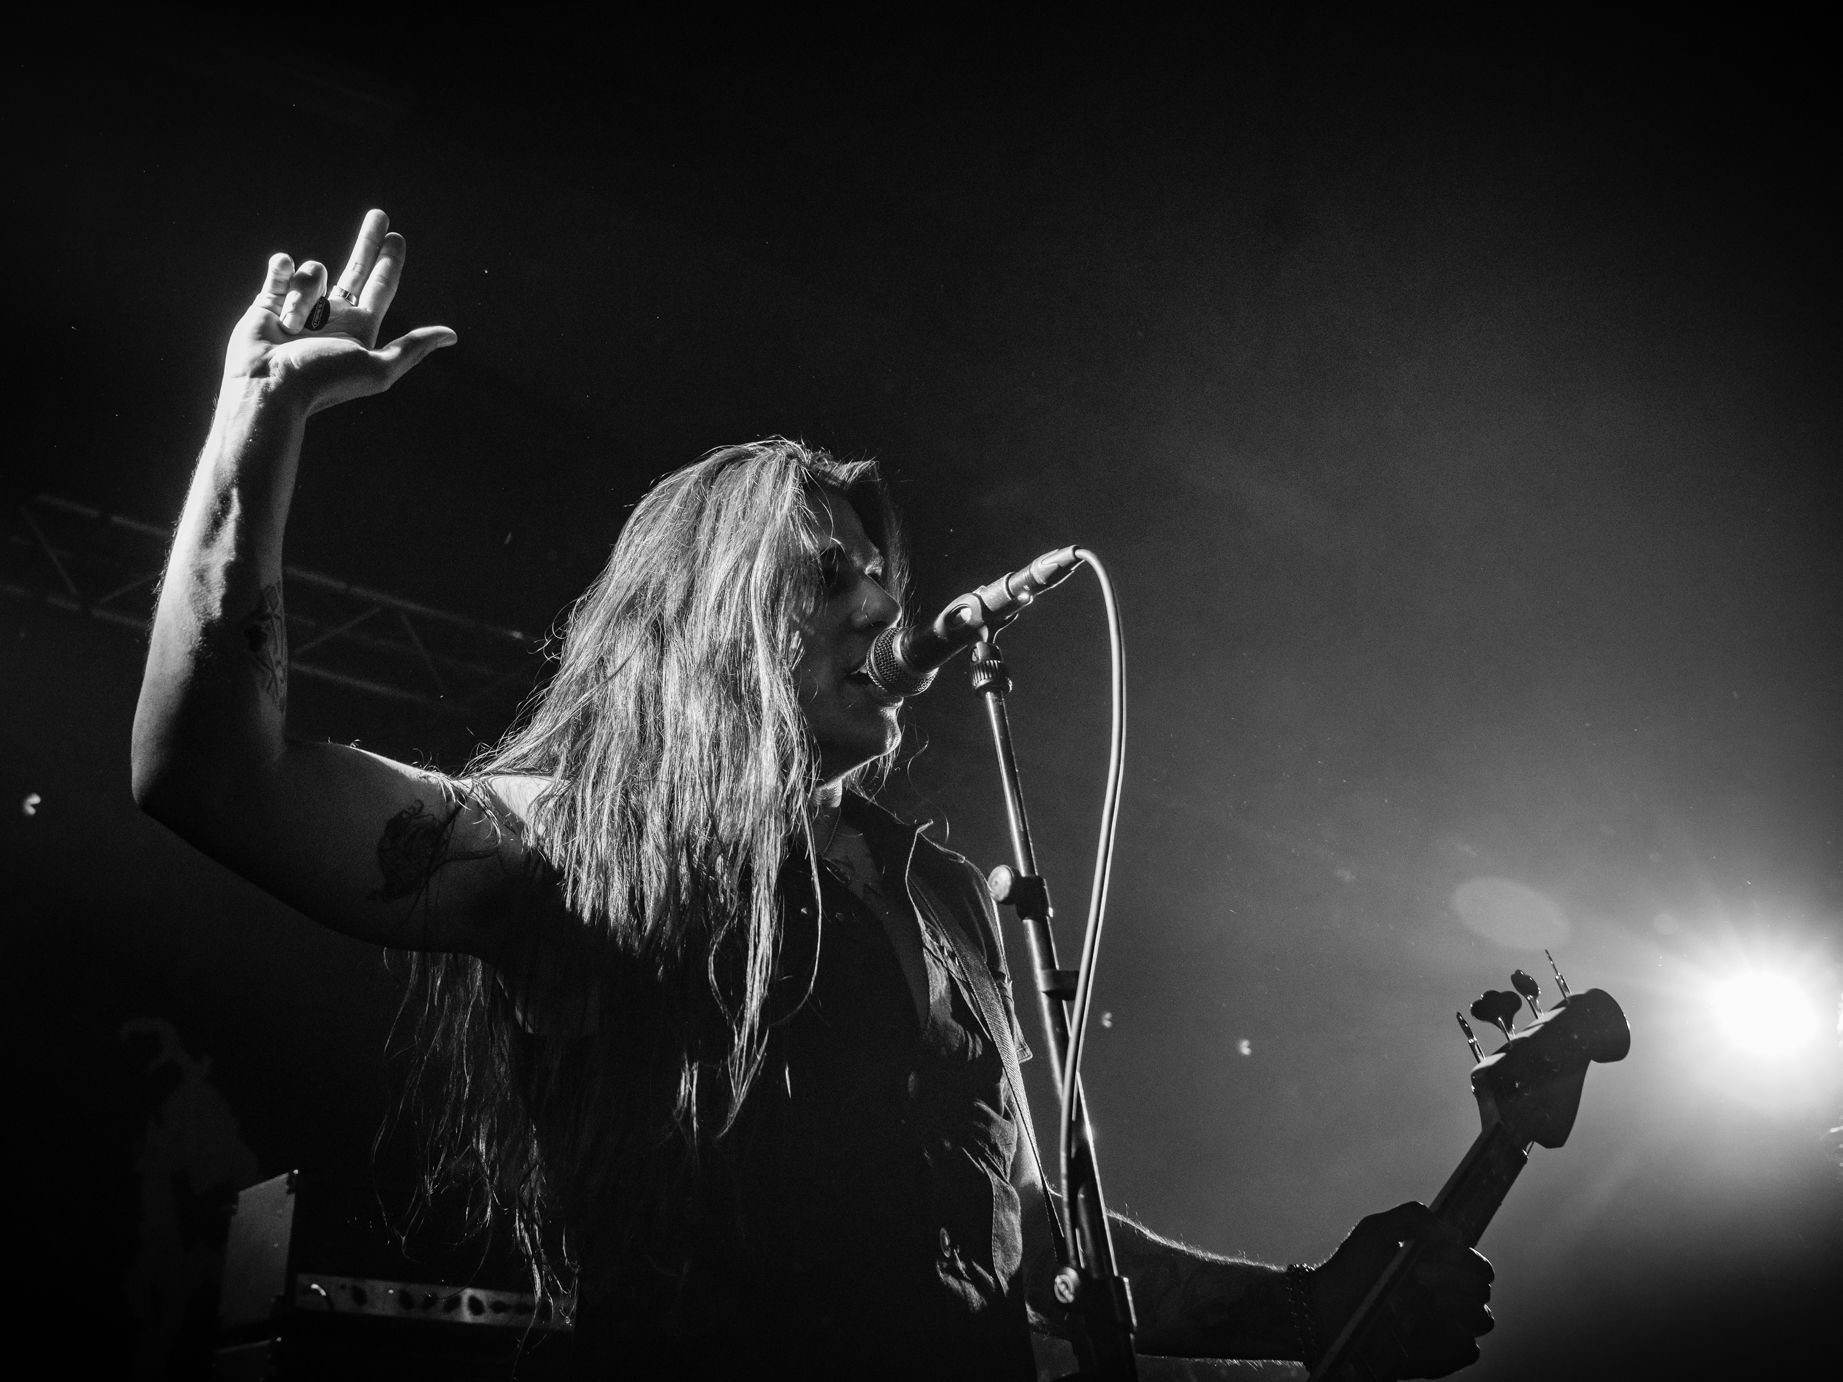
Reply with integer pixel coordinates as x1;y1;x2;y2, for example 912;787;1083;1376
864;546;1084;698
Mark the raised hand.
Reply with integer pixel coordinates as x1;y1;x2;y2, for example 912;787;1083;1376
223;208;456;415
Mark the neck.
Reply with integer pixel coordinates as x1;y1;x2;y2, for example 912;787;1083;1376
810;780;846;852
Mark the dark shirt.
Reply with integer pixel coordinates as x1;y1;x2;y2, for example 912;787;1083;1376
569;797;1037;1379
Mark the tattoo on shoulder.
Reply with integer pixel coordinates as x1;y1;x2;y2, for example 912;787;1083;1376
241;582;288;716
369;795;498;904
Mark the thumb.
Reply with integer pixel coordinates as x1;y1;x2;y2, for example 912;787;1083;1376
374;326;458;384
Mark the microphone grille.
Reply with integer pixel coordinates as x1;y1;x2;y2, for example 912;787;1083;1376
866;627;938;698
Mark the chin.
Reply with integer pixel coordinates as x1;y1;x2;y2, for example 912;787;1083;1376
819;728;900;785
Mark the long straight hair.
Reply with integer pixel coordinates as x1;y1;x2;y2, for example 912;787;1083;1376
393;439;907;1292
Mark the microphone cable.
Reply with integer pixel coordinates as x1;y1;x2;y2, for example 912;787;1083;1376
1057;547;1127;1211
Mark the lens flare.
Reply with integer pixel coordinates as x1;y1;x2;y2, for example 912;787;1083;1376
1709;969;1822;1059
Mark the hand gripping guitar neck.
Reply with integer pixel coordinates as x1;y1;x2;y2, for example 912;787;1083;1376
1308;957;1630;1382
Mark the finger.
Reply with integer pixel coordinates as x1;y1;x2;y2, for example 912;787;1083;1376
1417;1334;1482;1379
1414;1259;1493;1301
279;260;330;333
254;253;294;313
1380;1297;1484;1379
1414;1244;1494;1296
1371;1203;1473;1259
335;208;390;301
358;230;407;316
372;325;458;385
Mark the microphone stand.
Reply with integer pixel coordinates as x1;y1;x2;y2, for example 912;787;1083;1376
970;636;1137;1380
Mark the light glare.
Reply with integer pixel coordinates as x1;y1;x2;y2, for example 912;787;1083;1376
1710;970;1821;1058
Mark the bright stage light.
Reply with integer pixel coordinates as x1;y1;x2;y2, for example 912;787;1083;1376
1657;926;1839;1118
1709;968;1823;1059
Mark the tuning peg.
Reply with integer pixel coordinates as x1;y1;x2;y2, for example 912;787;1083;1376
1511;969;1543;1017
1469;989;1522;1040
1455;1011;1484;1063
1545;948;1573;999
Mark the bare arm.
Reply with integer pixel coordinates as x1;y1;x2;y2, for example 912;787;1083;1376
1019;1175;1299;1361
130;210;514;956
1019;1162;1491;1374
1108;1216;1302;1361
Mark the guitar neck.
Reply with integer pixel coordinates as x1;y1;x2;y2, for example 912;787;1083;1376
1309;985;1626;1382
1308;1120;1532;1382
1429;1118;1529;1247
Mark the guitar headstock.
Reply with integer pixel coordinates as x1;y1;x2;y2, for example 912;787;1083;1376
1464;974;1630;1151
1310;967;1632;1380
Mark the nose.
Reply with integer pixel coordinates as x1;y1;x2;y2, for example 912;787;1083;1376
852;574;900;631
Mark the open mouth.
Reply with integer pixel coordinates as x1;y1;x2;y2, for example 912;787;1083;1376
846;665;902;706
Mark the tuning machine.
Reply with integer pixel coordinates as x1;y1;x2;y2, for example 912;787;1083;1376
1545;948;1573;999
1470;989;1523;1042
1511;968;1543;1018
1455;1011;1484;1063
1458;954;1585;1062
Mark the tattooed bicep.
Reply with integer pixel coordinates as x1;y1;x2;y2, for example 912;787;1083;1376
368;798;446;902
367;785;501;904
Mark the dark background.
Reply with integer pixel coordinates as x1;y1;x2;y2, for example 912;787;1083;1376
6;7;1839;1378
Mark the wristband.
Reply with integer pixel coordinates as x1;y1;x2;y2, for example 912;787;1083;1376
1284;1264;1322;1366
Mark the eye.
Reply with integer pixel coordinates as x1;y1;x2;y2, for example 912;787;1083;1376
817;547;848;594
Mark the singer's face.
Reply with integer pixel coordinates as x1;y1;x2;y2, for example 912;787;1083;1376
793;489;904;784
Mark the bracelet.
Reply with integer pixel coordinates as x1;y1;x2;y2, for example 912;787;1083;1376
1283;1264;1322;1367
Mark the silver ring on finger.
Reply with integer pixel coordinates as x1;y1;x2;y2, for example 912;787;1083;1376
330;286;360;304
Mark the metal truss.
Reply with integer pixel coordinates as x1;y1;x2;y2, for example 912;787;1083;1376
5;494;541;713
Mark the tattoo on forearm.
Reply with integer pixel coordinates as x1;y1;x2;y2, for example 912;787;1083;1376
369;796;496;903
242;582;288;716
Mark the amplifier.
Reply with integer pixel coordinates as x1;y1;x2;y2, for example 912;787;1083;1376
215;1170;572;1381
